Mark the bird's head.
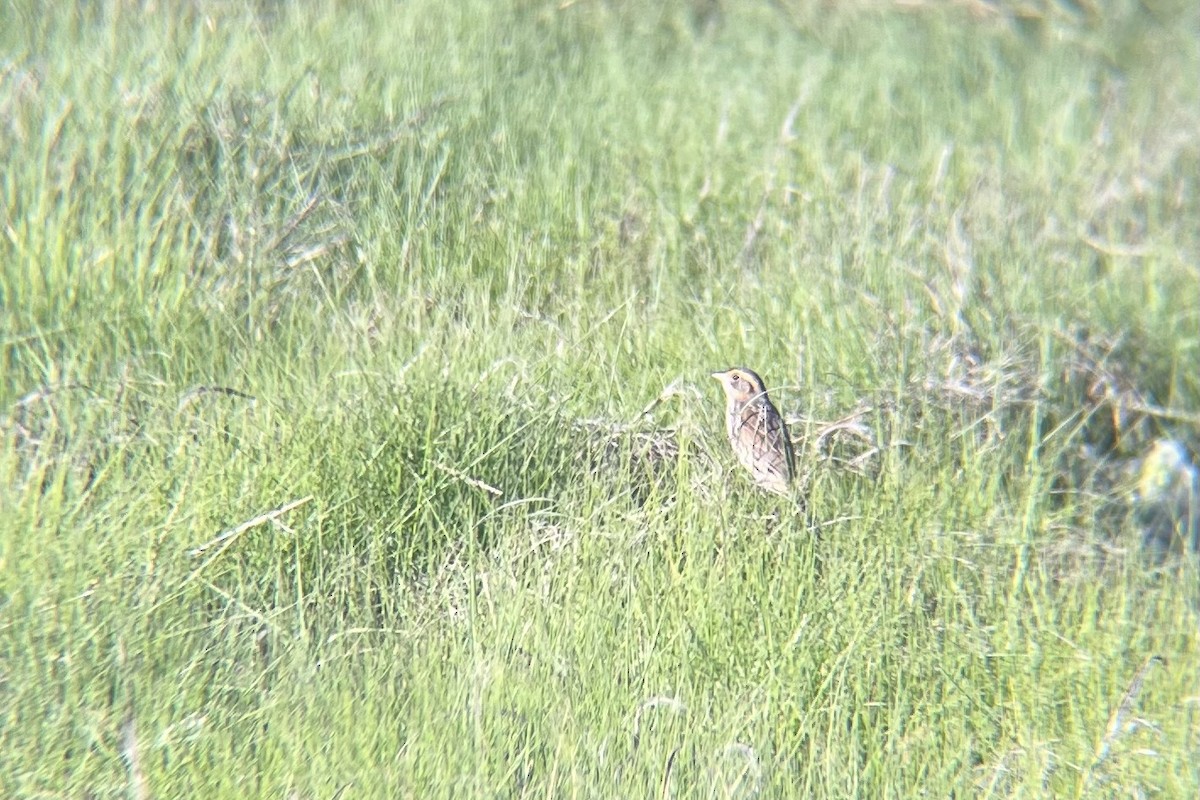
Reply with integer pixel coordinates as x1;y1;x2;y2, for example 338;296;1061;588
711;367;768;404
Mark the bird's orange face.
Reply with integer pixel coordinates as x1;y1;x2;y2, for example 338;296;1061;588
711;368;767;404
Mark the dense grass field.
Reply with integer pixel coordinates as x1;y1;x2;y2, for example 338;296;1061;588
2;0;1199;796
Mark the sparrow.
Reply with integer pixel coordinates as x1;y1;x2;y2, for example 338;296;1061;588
711;367;795;496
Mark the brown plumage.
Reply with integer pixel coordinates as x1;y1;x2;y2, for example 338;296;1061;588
711;367;795;496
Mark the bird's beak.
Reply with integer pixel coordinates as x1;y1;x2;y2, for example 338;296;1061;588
710;370;726;381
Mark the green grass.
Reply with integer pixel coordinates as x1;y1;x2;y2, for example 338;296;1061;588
2;0;1199;796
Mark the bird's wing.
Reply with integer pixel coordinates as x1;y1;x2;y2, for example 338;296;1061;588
745;401;793;485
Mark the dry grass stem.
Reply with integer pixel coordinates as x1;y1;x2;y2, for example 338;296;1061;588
188;495;314;558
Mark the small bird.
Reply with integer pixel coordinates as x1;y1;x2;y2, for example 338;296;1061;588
711;367;795;496
1136;439;1199;556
